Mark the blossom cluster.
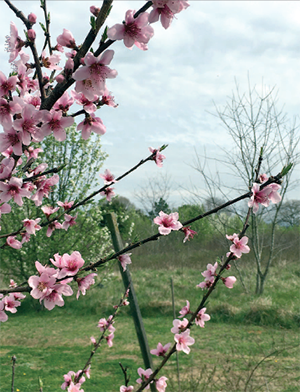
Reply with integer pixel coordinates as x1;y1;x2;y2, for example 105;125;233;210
248;175;282;214
0;0;191;254
0;280;25;322
26;252;97;311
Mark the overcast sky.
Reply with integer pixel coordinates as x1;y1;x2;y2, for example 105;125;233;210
0;1;299;210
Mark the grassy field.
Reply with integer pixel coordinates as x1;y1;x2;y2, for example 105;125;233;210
1;260;299;392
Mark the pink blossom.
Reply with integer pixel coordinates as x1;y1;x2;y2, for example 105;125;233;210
100;87;118;107
223;276;237;289
226;233;239;241
0;202;11;218
35;260;57;277
0;71;17;97
136;368;153;389
149;147;166;167
202;262;218;281
67;382;83;392
118;253;132;271
0;97;22;130
73;50;117;100
267;183;282;204
71;91;97;113
174;329;195;354
0;177;31;206
23;218;41;235
5;22;24;62
58;251;85;278
0;300;8;322
153;211;183;235
171;318;188;334
156;376;168;392
57;200;74;211
90;336;97;346
41;50;62;70
179;300;191;318
24;146;43;160
62;214;77;230
4;294;21;313
0;157;14;179
229;236;250;258
53;92;74;113
38;110;74;141
100;187;115;202
41;205;59;218
13;292;26;301
9;279;17;288
107;10;154;50
77;113;106;140
149;1;189;29
43;284;72;310
47;220;62;237
259;173;268;183
98;316;115;333
99;169;117;184
248;183;272;214
195;307;210;328
28;272;56;300
150;342;171;357
120;386;134;392
106;332;114;347
76;273;97;299
57;29;76;49
21;231;31;244
196;280;213;290
182;226;197;243
31;174;59;206
0;128;26;156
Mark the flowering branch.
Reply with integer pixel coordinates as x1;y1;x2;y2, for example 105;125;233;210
73;285;130;385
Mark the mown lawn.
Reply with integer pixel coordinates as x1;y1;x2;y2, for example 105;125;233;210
1;264;299;392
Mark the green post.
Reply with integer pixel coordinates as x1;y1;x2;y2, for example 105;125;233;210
105;213;156;392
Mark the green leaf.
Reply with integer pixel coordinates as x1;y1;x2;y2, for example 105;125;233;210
101;26;108;43
90;16;96;30
39;22;46;33
159;144;168;152
281;163;293;177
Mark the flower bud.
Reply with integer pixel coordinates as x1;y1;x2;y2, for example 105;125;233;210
55;74;65;83
90;5;100;17
27;29;36;42
64;58;74;73
28;13;37;24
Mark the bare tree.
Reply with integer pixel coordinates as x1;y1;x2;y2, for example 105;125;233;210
192;78;300;294
134;173;172;217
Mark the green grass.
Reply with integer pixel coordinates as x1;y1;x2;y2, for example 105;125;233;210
1;260;299;391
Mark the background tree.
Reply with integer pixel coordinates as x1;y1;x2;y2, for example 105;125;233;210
135;173;172;218
192;79;300;294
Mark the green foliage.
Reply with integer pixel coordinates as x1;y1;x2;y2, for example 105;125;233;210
148;197;171;220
